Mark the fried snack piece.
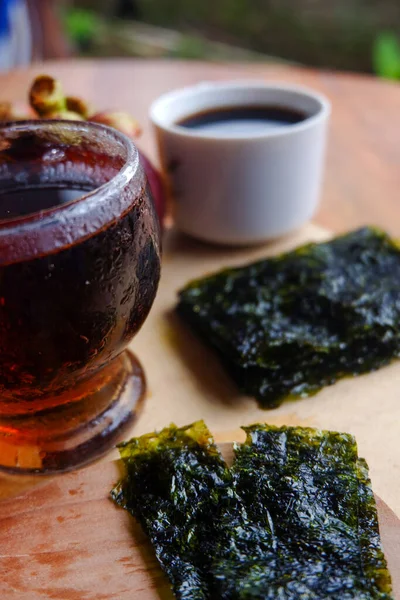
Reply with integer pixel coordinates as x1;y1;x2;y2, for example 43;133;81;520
178;227;400;408
112;421;237;600
226;424;393;599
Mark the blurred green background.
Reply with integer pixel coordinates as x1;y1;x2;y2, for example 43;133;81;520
62;0;400;78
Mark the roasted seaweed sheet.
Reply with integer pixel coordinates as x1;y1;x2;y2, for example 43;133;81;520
177;227;400;408
228;425;393;599
111;421;393;600
111;421;238;600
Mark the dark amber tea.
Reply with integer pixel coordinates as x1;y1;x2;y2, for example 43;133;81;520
0;121;161;473
176;105;307;135
0;185;90;220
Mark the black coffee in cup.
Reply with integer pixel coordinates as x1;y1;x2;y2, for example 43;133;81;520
176;105;307;135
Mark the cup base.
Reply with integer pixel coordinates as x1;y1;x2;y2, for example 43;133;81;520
0;350;146;475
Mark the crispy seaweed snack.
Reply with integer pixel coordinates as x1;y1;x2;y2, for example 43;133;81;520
177;227;400;408
228;425;393;599
111;421;393;600
111;421;243;600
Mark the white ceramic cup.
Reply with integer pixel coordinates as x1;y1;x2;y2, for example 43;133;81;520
150;81;331;245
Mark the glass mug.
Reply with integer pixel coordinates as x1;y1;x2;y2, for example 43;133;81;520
0;121;161;474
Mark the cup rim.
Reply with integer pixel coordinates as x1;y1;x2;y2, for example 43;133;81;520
0;119;139;229
0;120;143;265
150;80;331;140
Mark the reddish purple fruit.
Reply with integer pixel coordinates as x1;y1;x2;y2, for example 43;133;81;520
89;111;142;138
139;150;165;228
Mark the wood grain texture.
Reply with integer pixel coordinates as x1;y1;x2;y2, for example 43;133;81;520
1;59;400;235
1;62;400;598
0;445;398;600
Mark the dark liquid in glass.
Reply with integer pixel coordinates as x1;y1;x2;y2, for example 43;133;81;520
0;121;161;473
0;185;88;220
0;178;160;414
176;105;307;135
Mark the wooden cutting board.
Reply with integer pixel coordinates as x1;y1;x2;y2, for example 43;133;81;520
132;222;400;515
1;223;400;599
0;442;399;600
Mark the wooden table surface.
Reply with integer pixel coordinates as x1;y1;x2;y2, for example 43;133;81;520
1;58;400;236
1;59;400;597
